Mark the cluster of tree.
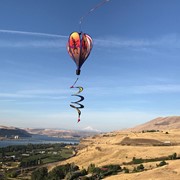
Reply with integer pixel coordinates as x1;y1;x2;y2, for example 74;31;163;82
0;143;70;163
87;163;122;178
120;153;179;173
20;154;68;168
6;170;19;178
29;156;177;180
31;163;122;180
132;164;145;173
124;161;168;174
31;167;48;180
0;143;67;154
0;143;75;179
31;163;84;180
142;130;160;133
168;153;177;160
30;152;178;179
125;152;179;165
123;167;129;173
157;160;167;167
20;157;43;167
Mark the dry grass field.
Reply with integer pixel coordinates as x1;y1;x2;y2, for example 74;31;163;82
105;160;180;180
47;117;180;179
48;130;180;179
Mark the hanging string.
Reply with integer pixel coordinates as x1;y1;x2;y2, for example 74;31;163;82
70;77;84;123
79;0;111;32
70;77;79;88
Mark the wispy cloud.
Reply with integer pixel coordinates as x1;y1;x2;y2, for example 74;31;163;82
86;83;180;96
0;29;67;48
0;99;16;102
94;38;153;48
131;84;180;94
0;39;66;48
0;29;67;38
0;93;33;98
94;33;180;50
1;30;180;51
0;88;69;100
17;89;69;95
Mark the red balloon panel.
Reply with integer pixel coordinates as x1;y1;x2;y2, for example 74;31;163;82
67;31;93;74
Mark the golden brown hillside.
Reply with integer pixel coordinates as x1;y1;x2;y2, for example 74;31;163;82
47;116;180;179
105;160;180;180
128;116;180;131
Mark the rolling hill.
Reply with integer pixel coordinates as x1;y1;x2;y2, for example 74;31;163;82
128;116;180;131
47;116;180;179
25;128;100;139
0;126;31;138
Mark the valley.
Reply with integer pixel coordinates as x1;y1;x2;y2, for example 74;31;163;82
1;116;180;179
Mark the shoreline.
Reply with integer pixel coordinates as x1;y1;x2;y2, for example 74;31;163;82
0;134;79;148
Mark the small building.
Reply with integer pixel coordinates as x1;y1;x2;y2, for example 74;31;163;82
14;135;19;139
52;152;58;155
22;154;30;157
163;141;171;146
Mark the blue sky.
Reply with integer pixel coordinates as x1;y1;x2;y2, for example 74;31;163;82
0;0;180;131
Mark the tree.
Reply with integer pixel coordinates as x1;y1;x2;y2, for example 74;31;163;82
132;157;143;164
81;168;87;176
48;166;65;179
31;167;48;180
137;164;144;171
172;153;177;160
158;160;167;167
7;171;19;178
48;164;77;180
70;162;79;171
87;163;96;173
1;148;5;159
132;167;137;173
123;167;129;173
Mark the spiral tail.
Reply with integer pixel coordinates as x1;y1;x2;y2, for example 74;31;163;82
70;78;84;122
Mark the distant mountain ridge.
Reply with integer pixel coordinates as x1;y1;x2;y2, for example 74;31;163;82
0;125;100;140
0;126;31;138
128;116;180;131
25;128;100;139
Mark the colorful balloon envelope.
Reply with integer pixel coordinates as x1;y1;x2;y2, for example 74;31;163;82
67;32;93;75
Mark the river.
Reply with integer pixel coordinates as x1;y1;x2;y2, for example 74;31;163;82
0;134;79;147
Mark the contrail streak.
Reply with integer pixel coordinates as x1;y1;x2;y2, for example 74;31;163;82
0;29;68;38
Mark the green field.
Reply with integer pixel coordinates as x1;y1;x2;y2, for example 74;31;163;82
0;143;75;179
